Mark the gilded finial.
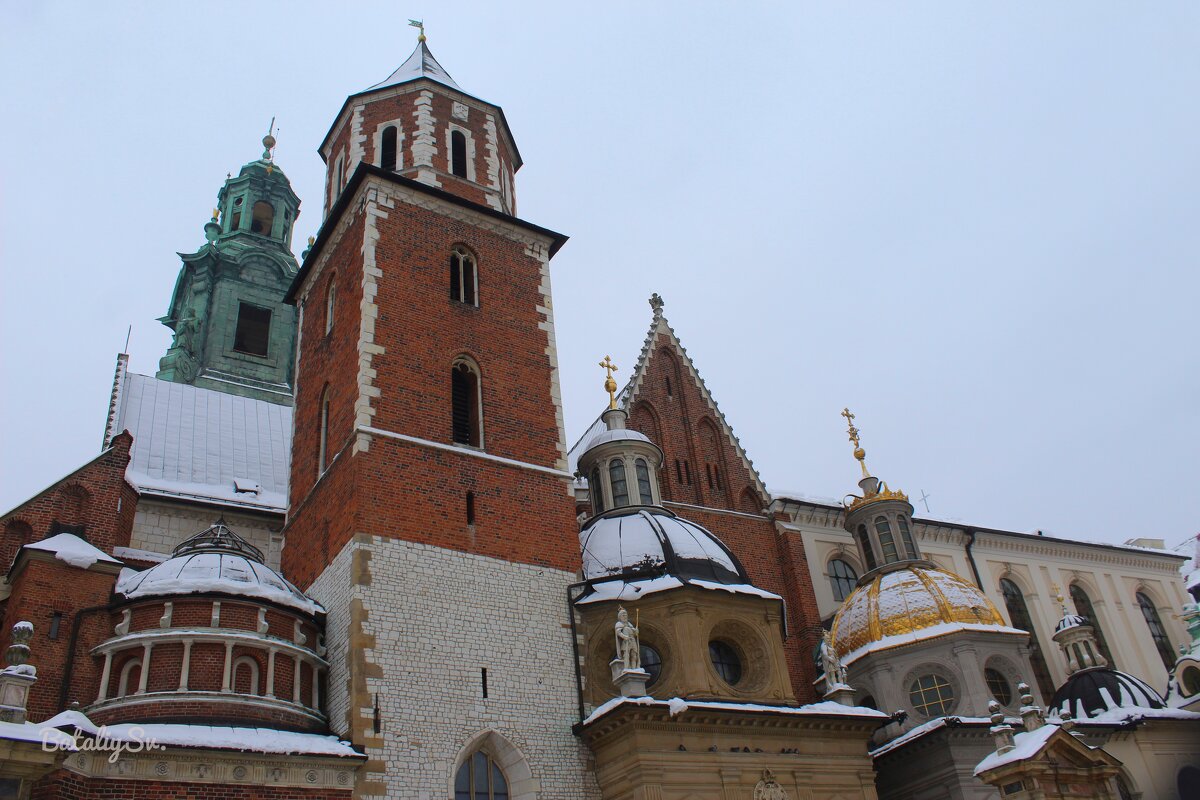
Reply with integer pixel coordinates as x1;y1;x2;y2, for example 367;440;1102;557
307;235;315;246
408;18;426;43
1052;584;1069;614
841;408;870;478
599;355;619;410
211;208;219;221
262;116;277;161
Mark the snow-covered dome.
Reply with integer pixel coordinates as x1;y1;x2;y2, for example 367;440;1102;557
585;428;652;450
1050;668;1166;719
579;506;747;585
116;522;322;615
831;565;1019;664
1055;612;1089;633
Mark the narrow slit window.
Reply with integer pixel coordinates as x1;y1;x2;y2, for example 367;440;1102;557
466;491;476;525
683;461;691;485
481;667;488;698
674;460;682;483
591;467;605;513
451;361;482;447
897;515;917;559
634;458;653;504
318;388;331;474
325;277;336;335
48;612;62;640
381;125;398;171
714;466;722;490
451;130;468;177
451;246;477;306
233;302;271;357
875;516;899;563
609;460;629;507
706;464;714;489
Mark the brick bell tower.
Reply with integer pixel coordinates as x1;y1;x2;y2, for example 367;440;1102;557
282;27;594;799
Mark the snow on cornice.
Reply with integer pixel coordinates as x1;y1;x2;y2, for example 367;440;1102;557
581;695;887;727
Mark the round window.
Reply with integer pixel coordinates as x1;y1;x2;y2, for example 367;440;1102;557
984;668;1012;706
909;673;955;717
708;640;742;686
640;644;662;686
1183;666;1200;696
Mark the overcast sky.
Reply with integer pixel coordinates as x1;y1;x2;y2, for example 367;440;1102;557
2;2;1197;553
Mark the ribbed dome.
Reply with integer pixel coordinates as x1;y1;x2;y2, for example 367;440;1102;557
831;565;1015;663
1055;613;1089;633
579;507;747;585
115;523;322;615
1050;668;1165;719
585;428;651;449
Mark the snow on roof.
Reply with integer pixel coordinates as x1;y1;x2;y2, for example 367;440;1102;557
24;533;121;570
367;40;461;92
114;373;291;513
41;711;359;757
0;719;75;749
575;576;781;605
116;551;322;615
841;621;1028;667
1074;704;1200;725
973;723;1061;775
582;696;887;726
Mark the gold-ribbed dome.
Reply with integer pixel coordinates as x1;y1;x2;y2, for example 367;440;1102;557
831;565;1016;664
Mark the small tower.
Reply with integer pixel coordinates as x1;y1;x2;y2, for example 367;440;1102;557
157;129;301;404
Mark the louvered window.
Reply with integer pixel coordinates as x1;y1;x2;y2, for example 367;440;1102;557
452;361;480;446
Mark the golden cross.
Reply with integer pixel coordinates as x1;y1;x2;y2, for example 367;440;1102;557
841;407;870;478
599;355;619;410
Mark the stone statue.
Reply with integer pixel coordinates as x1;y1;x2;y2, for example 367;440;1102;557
614;607;640;670
175;307;200;357
821;631;847;687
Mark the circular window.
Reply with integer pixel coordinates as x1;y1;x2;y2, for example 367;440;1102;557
985;668;1012;706
708;640;742;686
1183;666;1200;696
909;673;955;717
640;644;662;686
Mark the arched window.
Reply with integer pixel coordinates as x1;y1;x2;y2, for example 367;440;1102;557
251;201;275;236
325;276;336;335
855;525;878;571
381;125;398;171
590;467;604;513
318;387;331;474
875;516;899;563
233;655;260;695
999;578;1055;700
1070;584;1115;668
827;558;858;602
634;459;652;505
1136;592;1175;670
897;515;918;560
450;246;478;306
454;751;508;800
118;658;142;697
452;360;482;447
451;130;468;178
608;460;629;507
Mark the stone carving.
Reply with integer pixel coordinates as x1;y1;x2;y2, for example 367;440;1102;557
175;308;200;357
257;608;269;635
754;769;788;800
115;609;132;636
614;607;640;670
159;602;173;628
820;631;847;687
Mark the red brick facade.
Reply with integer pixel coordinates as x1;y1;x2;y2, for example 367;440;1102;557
619;334;824;701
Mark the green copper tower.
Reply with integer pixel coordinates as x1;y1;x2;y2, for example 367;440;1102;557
157;131;301;405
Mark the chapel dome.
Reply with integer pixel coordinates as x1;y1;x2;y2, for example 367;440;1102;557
579;506;747;585
830;564;1014;663
1055;612;1089;633
585;428;652;450
115;522;322;615
1050;668;1166;720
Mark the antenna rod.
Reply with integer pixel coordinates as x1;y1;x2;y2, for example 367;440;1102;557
123;325;131;354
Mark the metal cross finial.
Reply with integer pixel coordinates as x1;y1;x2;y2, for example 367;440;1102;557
408;18;426;42
599;355;619;410
919;490;931;513
842;408;870;478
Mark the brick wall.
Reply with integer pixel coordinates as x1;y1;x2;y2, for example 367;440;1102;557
33;770;353;800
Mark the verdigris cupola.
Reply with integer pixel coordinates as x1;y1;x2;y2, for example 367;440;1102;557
839;408;922;572
157;130;300;405
577;356;664;512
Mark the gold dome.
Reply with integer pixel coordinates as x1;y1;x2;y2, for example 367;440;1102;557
831;565;1016;665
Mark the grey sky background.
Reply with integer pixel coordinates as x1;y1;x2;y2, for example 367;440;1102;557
2;3;1197;553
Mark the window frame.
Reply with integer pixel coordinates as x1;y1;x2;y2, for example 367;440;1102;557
451;358;483;448
454;750;509;800
1135;591;1175;670
233;301;272;358
827;557;859;602
450;245;479;307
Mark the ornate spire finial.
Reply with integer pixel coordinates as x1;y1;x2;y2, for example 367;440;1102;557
262;117;277;161
649;293;664;315
841;408;870;478
408;18;426;43
599;355;619;410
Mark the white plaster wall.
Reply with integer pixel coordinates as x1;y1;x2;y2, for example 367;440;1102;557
129;499;282;568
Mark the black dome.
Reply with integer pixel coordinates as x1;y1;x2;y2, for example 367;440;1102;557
1050;668;1165;720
